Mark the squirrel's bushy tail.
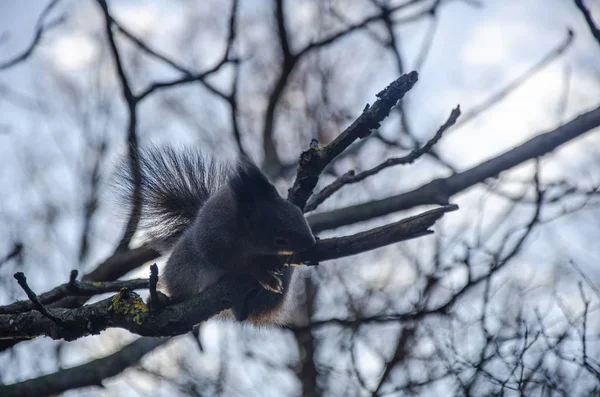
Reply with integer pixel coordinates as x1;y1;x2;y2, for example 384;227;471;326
115;146;228;252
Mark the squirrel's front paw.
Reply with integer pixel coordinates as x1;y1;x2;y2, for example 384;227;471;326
257;271;284;294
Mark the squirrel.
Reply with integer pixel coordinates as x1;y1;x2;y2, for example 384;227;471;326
115;146;316;323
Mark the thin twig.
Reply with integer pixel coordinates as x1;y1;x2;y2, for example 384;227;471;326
0;242;23;268
111;19;191;75
307;104;600;232
0;276;149;315
568;260;600;302
0;0;65;71
96;0;141;255
149;264;160;308
448;29;574;132
13;272;65;325
305;106;460;212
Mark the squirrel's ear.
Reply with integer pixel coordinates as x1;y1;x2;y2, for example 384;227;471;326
228;157;279;203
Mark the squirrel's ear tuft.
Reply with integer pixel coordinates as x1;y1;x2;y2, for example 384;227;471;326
229;157;279;202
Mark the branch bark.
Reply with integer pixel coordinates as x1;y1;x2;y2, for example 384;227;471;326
0;277;149;315
0;204;456;342
305;105;461;212
1;337;171;397
288;71;419;210
307;105;600;232
0;246;159;351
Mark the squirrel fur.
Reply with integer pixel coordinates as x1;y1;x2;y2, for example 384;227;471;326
116;146;316;323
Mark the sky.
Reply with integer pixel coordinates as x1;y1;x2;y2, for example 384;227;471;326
1;0;600;394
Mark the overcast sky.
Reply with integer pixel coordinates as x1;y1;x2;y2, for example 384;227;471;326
1;0;600;393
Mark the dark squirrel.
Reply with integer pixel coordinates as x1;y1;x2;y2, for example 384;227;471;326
116;146;316;323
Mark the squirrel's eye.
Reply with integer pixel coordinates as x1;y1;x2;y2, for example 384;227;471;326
274;237;290;248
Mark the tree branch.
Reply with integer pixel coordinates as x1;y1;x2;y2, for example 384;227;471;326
0;0;65;71
57;246;159;309
261;0;425;175
0;204;456;341
305;105;460;212
0;276;254;341
0;277;149;315
307;104;600;232
0;246;159;351
1;337;171;397
294;204;457;264
288;71;419;209
447;29;574;132
13;272;64;325
95;0;141;254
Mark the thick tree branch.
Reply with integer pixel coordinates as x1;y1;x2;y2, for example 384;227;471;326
288;71;419;209
307;104;600;232
0;204;455;341
294;204;457;264
0;246;159;351
305;105;460;212
0;277;251;341
1;337;171;397
294;193;543;334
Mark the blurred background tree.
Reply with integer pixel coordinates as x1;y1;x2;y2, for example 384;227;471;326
1;0;600;396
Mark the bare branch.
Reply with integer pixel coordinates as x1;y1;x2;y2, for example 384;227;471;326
261;0;297;172
305;106;460;212
372;325;416;396
0;242;23;268
95;0;134;103
1;337;171;397
0;276;256;341
294;204;457;264
13;272;64;326
262;0;428;174
288;71;419;209
111;19;191;75
0;246;159;352
448;29;574;131
148;263;161;308
296;0;425;58
0;0;65;71
79;246;158;288
0;277;149;315
95;0;141;254
308;104;600;232
136;57;234;102
0;204;455;341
